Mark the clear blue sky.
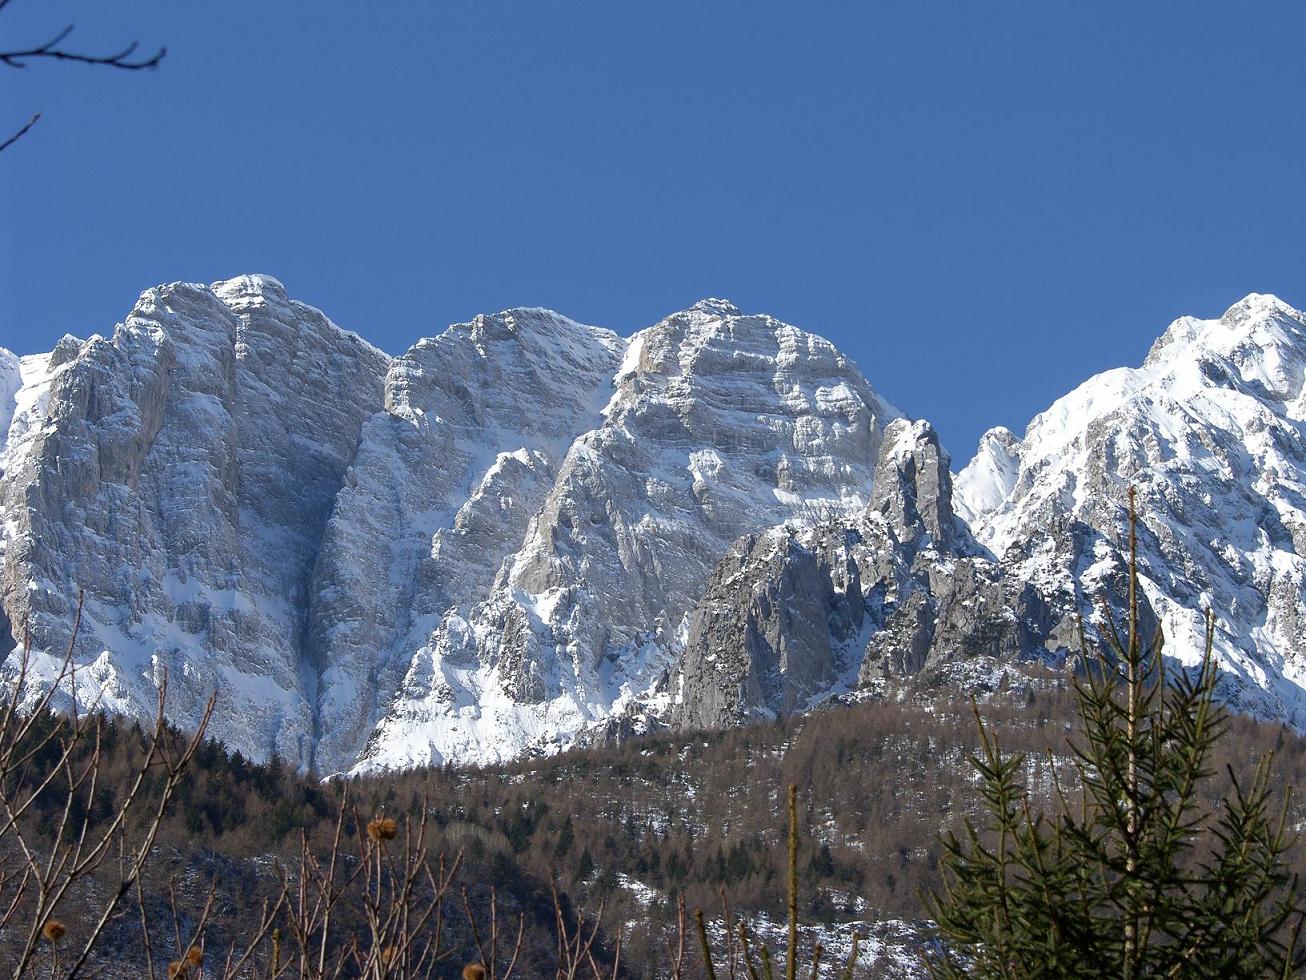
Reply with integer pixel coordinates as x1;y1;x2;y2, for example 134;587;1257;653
2;1;1303;459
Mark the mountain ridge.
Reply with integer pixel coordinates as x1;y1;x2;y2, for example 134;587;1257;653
2;280;1302;771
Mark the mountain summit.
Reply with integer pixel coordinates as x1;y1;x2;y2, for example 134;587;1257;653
957;293;1306;725
0;280;897;772
2;284;1304;770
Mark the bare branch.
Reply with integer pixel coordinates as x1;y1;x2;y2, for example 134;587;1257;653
0;24;165;71
0;112;38;152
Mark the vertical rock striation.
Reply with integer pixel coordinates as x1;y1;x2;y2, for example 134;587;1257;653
5;283;1306;767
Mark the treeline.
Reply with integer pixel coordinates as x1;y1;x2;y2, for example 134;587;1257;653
6;665;1305;977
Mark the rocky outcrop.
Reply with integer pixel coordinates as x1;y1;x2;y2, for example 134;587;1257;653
677;418;1148;729
869;418;962;552
959;293;1306;726
5;281;1304;767
677;524;869;729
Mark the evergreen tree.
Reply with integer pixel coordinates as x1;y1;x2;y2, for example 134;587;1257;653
555;814;575;857
576;847;595;883
927;490;1305;978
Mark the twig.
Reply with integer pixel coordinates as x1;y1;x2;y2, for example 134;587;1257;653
0;112;38;152
0;24;165;70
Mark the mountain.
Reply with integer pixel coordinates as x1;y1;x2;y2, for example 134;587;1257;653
675;417;1146;731
957;293;1306;725
0;277;390;769
3;281;1304;771
0;279;897;772
681;291;1306;737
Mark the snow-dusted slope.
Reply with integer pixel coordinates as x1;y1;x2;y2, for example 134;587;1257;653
953;426;1020;525
307;307;629;772
357;299;898;770
7;282;1305;769
0;348;21;443
0;285;899;771
0;277;391;765
959;293;1306;724
0;347;50;626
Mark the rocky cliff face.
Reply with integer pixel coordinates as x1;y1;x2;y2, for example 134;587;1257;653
956;293;1306;726
676;419;1143;729
305;306;628;772
1;283;898;772
0;276;390;766
675;293;1306;737
4;283;1304;768
358;298;898;770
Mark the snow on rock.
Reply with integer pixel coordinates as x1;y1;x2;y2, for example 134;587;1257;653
704;912;928;979
0;285;900;772
0;348;21;446
675;417;1136;731
356;300;899;772
0;277;390;765
960;292;1306;726
6;281;1306;770
953;426;1020;525
310;306;628;773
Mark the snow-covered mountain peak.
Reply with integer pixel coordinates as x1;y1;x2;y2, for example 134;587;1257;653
1144;293;1305;373
349;298;897;771
11;280;1306;772
687;297;742;317
211;275;394;362
1220;291;1301;328
957;291;1306;728
959;292;1306;513
210;273;290;306
461;307;624;358
953;426;1021;526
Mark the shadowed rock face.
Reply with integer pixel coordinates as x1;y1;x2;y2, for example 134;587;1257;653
676;525;868;729
675;418;1140;729
869;418;959;552
1;284;900;772
4;284;1304;767
0;276;391;767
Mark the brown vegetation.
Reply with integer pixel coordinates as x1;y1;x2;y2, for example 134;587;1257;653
2;606;1305;976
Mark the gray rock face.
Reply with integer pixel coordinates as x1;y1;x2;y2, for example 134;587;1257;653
0;348;20;442
0;277;389;765
869;418;960;552
1;284;899;771
5;281;1304;766
958;293;1306;725
677;418;1153;730
361;299;899;769
307;307;626;772
677;524;868;729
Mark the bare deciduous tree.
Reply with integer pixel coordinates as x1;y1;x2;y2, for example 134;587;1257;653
0;596;214;977
0;0;165;152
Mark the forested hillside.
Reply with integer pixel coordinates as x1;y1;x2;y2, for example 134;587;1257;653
5;667;1305;977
